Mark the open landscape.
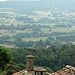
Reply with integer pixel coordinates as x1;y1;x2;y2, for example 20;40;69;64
0;0;75;75
0;6;75;47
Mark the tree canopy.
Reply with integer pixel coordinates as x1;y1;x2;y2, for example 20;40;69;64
0;46;12;71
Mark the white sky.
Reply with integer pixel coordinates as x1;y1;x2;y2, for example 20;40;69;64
0;0;40;1
0;0;7;1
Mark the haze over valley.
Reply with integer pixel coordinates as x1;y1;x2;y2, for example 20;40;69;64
0;0;75;47
0;0;75;75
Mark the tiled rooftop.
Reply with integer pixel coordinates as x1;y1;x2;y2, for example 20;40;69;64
13;65;75;75
35;67;46;72
13;69;27;75
13;69;34;75
51;65;75;75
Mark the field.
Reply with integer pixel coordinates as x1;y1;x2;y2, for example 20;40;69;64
0;8;75;47
22;37;48;42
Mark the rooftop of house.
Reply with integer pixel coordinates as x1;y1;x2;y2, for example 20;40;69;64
13;69;34;75
51;65;75;75
13;55;75;75
35;67;47;72
13;65;75;75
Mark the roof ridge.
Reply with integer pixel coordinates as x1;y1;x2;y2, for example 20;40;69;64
66;65;75;71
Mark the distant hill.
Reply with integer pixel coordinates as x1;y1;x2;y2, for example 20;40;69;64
0;0;75;14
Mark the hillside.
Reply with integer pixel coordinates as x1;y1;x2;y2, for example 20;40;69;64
0;0;75;14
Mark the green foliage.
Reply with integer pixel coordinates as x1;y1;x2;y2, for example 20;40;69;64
56;35;75;42
43;66;54;73
1;62;23;75
0;46;12;71
10;47;31;64
15;16;34;23
18;64;26;69
9;45;75;72
0;35;10;40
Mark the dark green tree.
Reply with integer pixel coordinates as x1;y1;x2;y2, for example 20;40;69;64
0;47;12;71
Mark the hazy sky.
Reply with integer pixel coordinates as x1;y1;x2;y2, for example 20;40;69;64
0;0;40;1
0;0;7;1
9;0;40;1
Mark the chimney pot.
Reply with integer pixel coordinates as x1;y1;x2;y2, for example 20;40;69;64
26;55;34;72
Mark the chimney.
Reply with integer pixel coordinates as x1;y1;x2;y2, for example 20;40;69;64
26;55;34;72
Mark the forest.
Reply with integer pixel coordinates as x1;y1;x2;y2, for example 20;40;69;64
0;45;75;75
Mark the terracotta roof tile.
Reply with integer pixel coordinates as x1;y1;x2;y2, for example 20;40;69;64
13;69;27;75
51;65;75;75
13;65;75;75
